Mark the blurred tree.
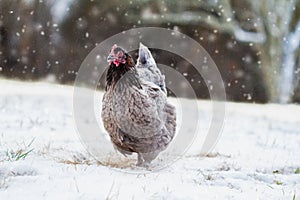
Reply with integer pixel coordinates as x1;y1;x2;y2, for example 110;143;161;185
0;0;56;80
131;0;300;102
293;49;300;102
249;0;300;103
59;0;133;83
2;0;300;103
60;0;268;102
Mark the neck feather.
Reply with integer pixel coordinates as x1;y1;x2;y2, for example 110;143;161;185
105;55;141;90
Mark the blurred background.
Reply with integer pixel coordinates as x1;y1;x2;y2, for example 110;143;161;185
0;0;300;103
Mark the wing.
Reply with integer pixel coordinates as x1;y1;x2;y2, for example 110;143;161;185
112;80;167;139
103;81;176;155
136;67;166;93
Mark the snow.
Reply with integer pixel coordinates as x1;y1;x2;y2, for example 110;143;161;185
0;80;300;199
51;0;71;22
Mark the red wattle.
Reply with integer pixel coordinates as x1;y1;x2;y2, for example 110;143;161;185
113;60;120;67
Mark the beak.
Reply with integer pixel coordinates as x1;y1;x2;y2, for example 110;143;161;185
107;54;115;63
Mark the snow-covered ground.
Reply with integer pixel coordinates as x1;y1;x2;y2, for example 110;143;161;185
0;79;300;200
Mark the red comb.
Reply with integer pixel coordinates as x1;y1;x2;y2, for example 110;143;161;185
110;44;117;53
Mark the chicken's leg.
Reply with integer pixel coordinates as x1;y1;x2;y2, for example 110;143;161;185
136;151;160;168
137;153;144;166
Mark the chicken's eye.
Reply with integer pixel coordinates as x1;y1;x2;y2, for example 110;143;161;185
116;51;124;58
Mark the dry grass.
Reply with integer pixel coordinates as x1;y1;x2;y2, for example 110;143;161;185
100;158;136;169
51;150;137;169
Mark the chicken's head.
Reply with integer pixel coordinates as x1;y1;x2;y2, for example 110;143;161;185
107;44;127;67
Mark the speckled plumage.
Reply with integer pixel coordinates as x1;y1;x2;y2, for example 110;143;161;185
136;43;167;94
102;45;176;167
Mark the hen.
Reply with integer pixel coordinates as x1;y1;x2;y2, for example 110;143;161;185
102;44;176;167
